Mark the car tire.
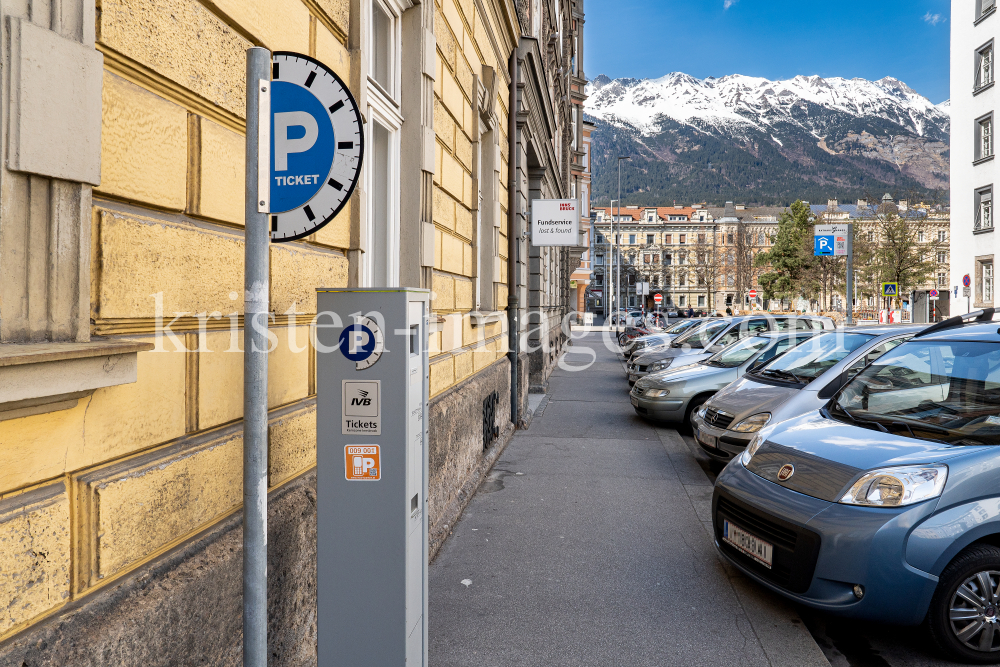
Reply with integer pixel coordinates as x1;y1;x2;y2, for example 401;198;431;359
927;544;1000;663
683;397;707;435
618;333;628;346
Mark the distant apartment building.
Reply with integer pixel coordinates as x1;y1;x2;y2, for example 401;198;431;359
592;203;779;312
590;198;949;318
952;0;997;314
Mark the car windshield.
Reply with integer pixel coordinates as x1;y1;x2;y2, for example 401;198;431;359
663;319;698;335
705;336;771;368
752;331;875;383
830;341;1000;446
672;320;730;349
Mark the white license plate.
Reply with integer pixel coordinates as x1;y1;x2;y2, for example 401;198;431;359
698;430;717;448
723;520;773;569
630;395;639;407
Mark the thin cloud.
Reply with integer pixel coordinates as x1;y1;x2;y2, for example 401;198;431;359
923;11;945;25
724;0;738;8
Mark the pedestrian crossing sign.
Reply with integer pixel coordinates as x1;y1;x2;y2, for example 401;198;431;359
881;282;898;297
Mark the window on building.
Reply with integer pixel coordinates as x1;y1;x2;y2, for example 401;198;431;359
664;254;672;265
679;273;687;286
643;254;650;264
664;234;672;244
697;275;706;286
977;113;995;161
679;295;686;307
698;295;706;307
867;231;875;242
594;273;603;286
596;233;605;243
594;255;604;265
652;275;659;287
726;233;734;244
937;252;947;263
629;234;636;244
978;0;997;21
697;253;705;264
977;42;995;90
665;275;672;287
918;230;925;242
647;234;655;245
653;254;660;264
939;230;947;242
757;232;766;245
976;186;994;231
628;274;636;286
938;273;947;287
727;274;734;287
698;233;706;244
984;260;995;303
679;234;686;244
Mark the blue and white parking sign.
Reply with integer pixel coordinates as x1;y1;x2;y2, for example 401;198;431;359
814;235;834;256
268;52;364;243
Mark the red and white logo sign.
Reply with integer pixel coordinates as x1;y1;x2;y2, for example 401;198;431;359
749;289;758;299
653;294;663;304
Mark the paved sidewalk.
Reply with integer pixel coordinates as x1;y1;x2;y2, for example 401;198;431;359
429;333;829;667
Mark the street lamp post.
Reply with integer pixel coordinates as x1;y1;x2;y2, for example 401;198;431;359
608;200;617;325
616;156;631;335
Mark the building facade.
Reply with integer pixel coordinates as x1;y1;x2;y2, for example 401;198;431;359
590;198;949;318
0;0;583;662
952;0;997;315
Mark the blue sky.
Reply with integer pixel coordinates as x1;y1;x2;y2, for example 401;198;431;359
584;0;952;103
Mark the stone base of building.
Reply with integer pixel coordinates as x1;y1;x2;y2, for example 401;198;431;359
0;471;319;667
428;358;515;559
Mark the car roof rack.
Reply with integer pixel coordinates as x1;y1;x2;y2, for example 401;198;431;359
912;308;996;338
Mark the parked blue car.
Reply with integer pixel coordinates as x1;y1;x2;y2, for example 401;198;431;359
713;312;1000;663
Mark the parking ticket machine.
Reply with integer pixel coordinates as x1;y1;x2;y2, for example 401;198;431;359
316;288;429;667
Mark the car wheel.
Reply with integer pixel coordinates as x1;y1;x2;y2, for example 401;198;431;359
618;333;628;346
928;544;1000;663
684;397;707;435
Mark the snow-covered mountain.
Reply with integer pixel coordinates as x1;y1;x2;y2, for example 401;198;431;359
585;73;951;205
586;73;950;141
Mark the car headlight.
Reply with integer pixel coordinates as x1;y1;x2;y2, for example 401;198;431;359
839;465;948;507
697;405;708;419
740;433;765;466
648;359;672;372
646;388;670;397
730;413;771;433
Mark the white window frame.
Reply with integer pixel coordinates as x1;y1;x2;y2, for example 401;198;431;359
363;0;411;287
985;262;995;303
976;41;995;91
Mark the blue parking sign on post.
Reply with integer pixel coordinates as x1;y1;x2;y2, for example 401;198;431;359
814;235;834;256
268;52;364;243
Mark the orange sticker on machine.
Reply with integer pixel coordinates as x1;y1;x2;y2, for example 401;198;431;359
345;445;380;481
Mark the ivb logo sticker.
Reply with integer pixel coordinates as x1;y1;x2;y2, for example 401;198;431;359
343;380;380;435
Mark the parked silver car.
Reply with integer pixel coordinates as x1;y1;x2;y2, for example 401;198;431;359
692;325;923;462
630;330;819;427
626;315;834;385
623;318;707;358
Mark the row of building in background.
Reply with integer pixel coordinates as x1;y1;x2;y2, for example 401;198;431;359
0;0;588;662
569;196;951;322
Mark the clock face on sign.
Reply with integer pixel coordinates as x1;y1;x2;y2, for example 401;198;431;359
269;52;364;243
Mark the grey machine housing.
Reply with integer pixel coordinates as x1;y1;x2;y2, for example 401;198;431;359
316;288;430;667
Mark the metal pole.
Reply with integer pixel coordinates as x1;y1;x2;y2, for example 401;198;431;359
243;46;270;667
616;164;622;334
507;49;519;427
845;223;853;325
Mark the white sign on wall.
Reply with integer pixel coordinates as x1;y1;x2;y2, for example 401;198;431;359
531;199;580;246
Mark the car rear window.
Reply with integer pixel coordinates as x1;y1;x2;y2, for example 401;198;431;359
672;320;730;349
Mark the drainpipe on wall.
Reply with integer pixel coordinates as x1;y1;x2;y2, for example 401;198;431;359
507;48;519;427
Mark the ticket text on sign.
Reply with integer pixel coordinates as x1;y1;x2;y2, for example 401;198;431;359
345;445;380;481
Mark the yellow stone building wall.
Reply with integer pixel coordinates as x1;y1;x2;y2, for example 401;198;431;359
430;0;513;398
0;0;351;641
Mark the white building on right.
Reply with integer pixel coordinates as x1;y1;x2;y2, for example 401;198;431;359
952;0;999;314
